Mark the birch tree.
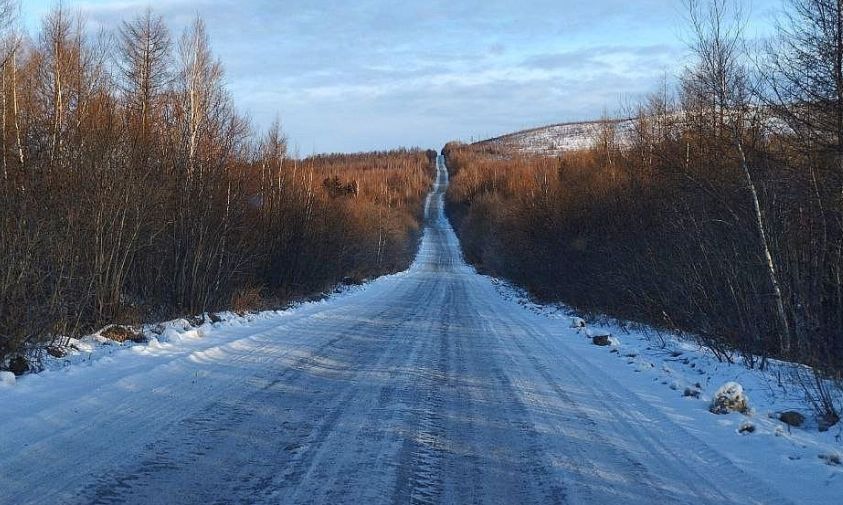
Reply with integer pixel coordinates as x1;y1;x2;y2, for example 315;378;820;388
177;16;223;177
684;0;793;356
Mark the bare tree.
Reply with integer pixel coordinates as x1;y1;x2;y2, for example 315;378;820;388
36;7;72;167
8;41;23;167
764;0;843;162
0;0;17;63
176;15;223;177
0;3;437;374
684;0;793;357
0;1;18;180
118;8;170;141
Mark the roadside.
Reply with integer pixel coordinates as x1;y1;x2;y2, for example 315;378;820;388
0;280;378;390
485;275;843;500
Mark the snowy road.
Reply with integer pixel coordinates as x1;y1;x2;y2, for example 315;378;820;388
0;156;797;505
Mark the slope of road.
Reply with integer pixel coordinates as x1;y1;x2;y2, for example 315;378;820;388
0;157;835;504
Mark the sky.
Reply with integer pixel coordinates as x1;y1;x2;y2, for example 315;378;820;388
21;0;781;154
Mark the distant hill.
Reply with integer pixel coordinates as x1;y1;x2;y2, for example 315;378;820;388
476;118;636;156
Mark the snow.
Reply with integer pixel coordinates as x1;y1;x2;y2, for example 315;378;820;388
0;371;14;388
710;382;750;415
489;276;843;503
478;118;637;156
569;316;586;328
478;109;785;157
0;155;840;504
585;327;611;338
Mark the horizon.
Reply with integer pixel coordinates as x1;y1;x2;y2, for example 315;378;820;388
23;0;780;154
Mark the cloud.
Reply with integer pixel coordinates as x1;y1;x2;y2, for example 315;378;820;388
21;0;779;153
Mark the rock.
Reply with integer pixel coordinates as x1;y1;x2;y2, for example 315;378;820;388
587;328;615;346
683;387;701;399
818;411;840;432
570;317;586;329
819;453;841;466
170;319;193;331
709;382;749;415
46;346;67;358
0;371;15;387
592;334;611;346
209;312;223;324
100;325;144;343
778;411;805;428
738;421;756;434
8;355;29;376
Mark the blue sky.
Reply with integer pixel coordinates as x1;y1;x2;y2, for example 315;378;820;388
22;0;781;154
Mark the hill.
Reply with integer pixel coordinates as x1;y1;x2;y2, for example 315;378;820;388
476;118;636;156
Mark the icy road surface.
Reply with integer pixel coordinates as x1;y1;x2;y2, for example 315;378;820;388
0;157;798;505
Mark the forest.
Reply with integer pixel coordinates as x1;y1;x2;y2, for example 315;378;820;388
445;0;843;425
0;4;435;370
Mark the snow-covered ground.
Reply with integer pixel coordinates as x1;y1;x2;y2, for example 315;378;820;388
0;156;840;504
479;109;788;157
478;119;637;156
488;277;843;497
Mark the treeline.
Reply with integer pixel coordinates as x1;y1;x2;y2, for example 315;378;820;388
0;5;435;367
445;0;843;425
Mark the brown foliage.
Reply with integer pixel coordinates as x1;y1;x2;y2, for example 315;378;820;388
446;4;843;425
0;7;435;367
445;118;843;374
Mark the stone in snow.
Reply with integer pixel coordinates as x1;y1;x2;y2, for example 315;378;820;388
710;382;749;415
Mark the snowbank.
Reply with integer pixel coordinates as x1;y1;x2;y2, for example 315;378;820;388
487;275;843;505
0;371;14;388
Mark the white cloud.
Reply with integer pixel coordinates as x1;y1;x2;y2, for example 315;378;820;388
22;0;779;153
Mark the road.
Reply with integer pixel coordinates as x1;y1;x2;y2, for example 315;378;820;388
0;156;792;505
